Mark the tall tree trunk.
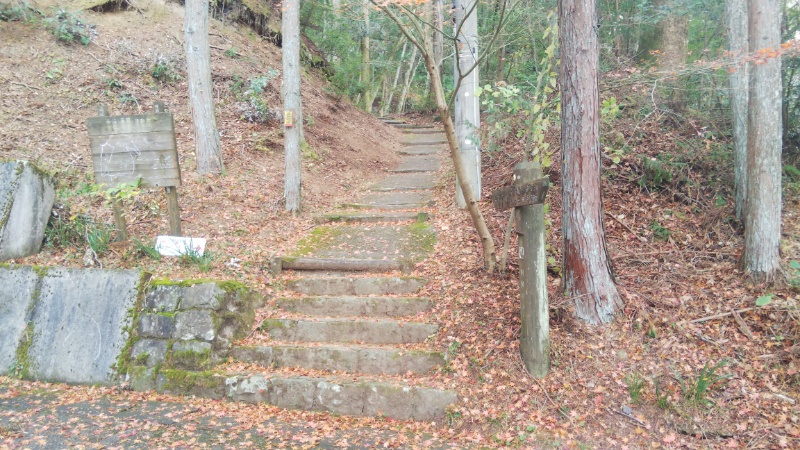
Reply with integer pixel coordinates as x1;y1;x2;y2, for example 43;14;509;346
744;0;782;283
431;0;443;73
397;46;419;114
727;0;748;221
283;0;302;212
361;0;372;112
453;0;481;209
560;0;621;325
184;0;223;175
383;40;408;116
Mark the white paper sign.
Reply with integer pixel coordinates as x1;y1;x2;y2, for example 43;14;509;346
155;236;207;257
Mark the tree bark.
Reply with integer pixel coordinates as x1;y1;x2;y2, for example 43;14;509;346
283;0;302;212
361;0;372;112
453;0;481;209
383;40;407;116
727;0;748;221
744;0;782;283
560;0;622;325
397;45;419;114
184;0;224;175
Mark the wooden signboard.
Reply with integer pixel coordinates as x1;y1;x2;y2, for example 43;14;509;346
87;103;182;237
87;103;181;188
491;177;550;211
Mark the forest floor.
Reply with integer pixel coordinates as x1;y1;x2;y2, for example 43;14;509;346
2;2;800;449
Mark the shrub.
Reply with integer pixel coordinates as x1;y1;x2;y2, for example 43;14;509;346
43;9;92;45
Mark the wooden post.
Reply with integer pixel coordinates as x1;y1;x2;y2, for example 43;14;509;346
110;198;129;242
514;161;549;378
165;187;181;237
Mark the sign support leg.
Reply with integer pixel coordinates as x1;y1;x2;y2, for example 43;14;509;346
165;186;181;237
514;161;549;378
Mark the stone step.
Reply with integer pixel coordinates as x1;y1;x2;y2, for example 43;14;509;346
401;135;447;146
276;296;431;317
387;156;441;173
397;145;445;156
400;128;441;134
370;173;436;192
343;191;434;209
314;211;429;224
231;344;445;375
258;318;438;344
392;123;434;129
278;257;407;273
380;119;406;125
286;276;427;296
219;374;458;421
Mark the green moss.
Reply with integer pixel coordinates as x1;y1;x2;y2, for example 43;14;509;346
13;322;35;379
258;318;286;331
160;369;221;392
113;271;151;377
407;222;436;254
169;348;212;371
290;226;345;257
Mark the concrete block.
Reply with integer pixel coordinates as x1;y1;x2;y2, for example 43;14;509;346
26;267;141;384
130;339;168;367
138;313;174;339
144;285;182;312
0;266;38;374
180;283;224;310
174;310;215;341
0;161;56;261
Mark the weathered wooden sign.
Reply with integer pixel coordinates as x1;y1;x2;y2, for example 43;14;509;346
491;177;550;211
87;103;181;188
87;103;182;237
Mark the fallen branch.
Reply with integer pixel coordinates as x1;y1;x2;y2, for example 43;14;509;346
607;407;648;428
677;306;758;326
605;211;646;243
10;81;39;91
731;308;755;340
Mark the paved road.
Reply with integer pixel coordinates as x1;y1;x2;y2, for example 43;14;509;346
0;382;459;449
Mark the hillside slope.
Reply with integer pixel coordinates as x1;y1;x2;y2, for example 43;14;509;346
0;0;401;284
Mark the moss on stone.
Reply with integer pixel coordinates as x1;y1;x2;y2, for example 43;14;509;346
258;318;286;331
160;369;221;392
13;322;35;379
169;348;212;371
290;226;345;257
113;271;150;378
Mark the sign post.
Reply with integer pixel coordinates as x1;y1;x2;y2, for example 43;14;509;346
88;102;182;237
492;161;550;378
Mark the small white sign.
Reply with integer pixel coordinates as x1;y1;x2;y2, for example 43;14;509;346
155;236;207;257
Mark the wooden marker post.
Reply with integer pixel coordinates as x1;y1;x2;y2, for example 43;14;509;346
492;161;550;378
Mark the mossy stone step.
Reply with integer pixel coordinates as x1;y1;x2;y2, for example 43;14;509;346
279;257;407;272
258;318;438;344
343;191;434;209
276;296;431;317
314;211;429;224
286;276;427;296
223;374;457;421
231;344;445;375
392;123;434;129
399;128;441;134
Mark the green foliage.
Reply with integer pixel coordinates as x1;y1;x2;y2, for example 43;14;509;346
677;360;731;405
44;213;114;255
43;9;92;45
624;372;645;404
132;237;161;261
236;69;280;123
649;220;671;242
756;294;774;307
223;47;239;58
180;246;214;273
638;156;674;190
654;377;670;409
789;261;800;291
0;2;32;22
93;179;141;205
86;224;112;256
151;56;181;83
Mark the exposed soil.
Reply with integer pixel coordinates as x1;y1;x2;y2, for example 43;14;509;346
2;2;800;449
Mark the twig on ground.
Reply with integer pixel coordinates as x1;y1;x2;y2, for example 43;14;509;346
676;307;758;326
607;407;648;428
10;81;39;90
731;308;755;340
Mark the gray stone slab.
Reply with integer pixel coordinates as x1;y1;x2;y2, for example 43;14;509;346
388;156;441;173
346;191;433;209
27;267;140;384
130;339;168;368
174;309;215;341
370;173;436;192
314;211;428;224
276;296;431;317
0;161;56;261
400;128;441;134
400;134;446;146
144;285;182;312
180;283;224;310
138;313;174;339
0;266;38;374
289;223;435;263
233;344;444;375
286;276;427;296
260;318;438;344
225;374;457;420
398;145;446;156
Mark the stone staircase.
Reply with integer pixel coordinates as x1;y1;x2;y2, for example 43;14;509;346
226;120;457;421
